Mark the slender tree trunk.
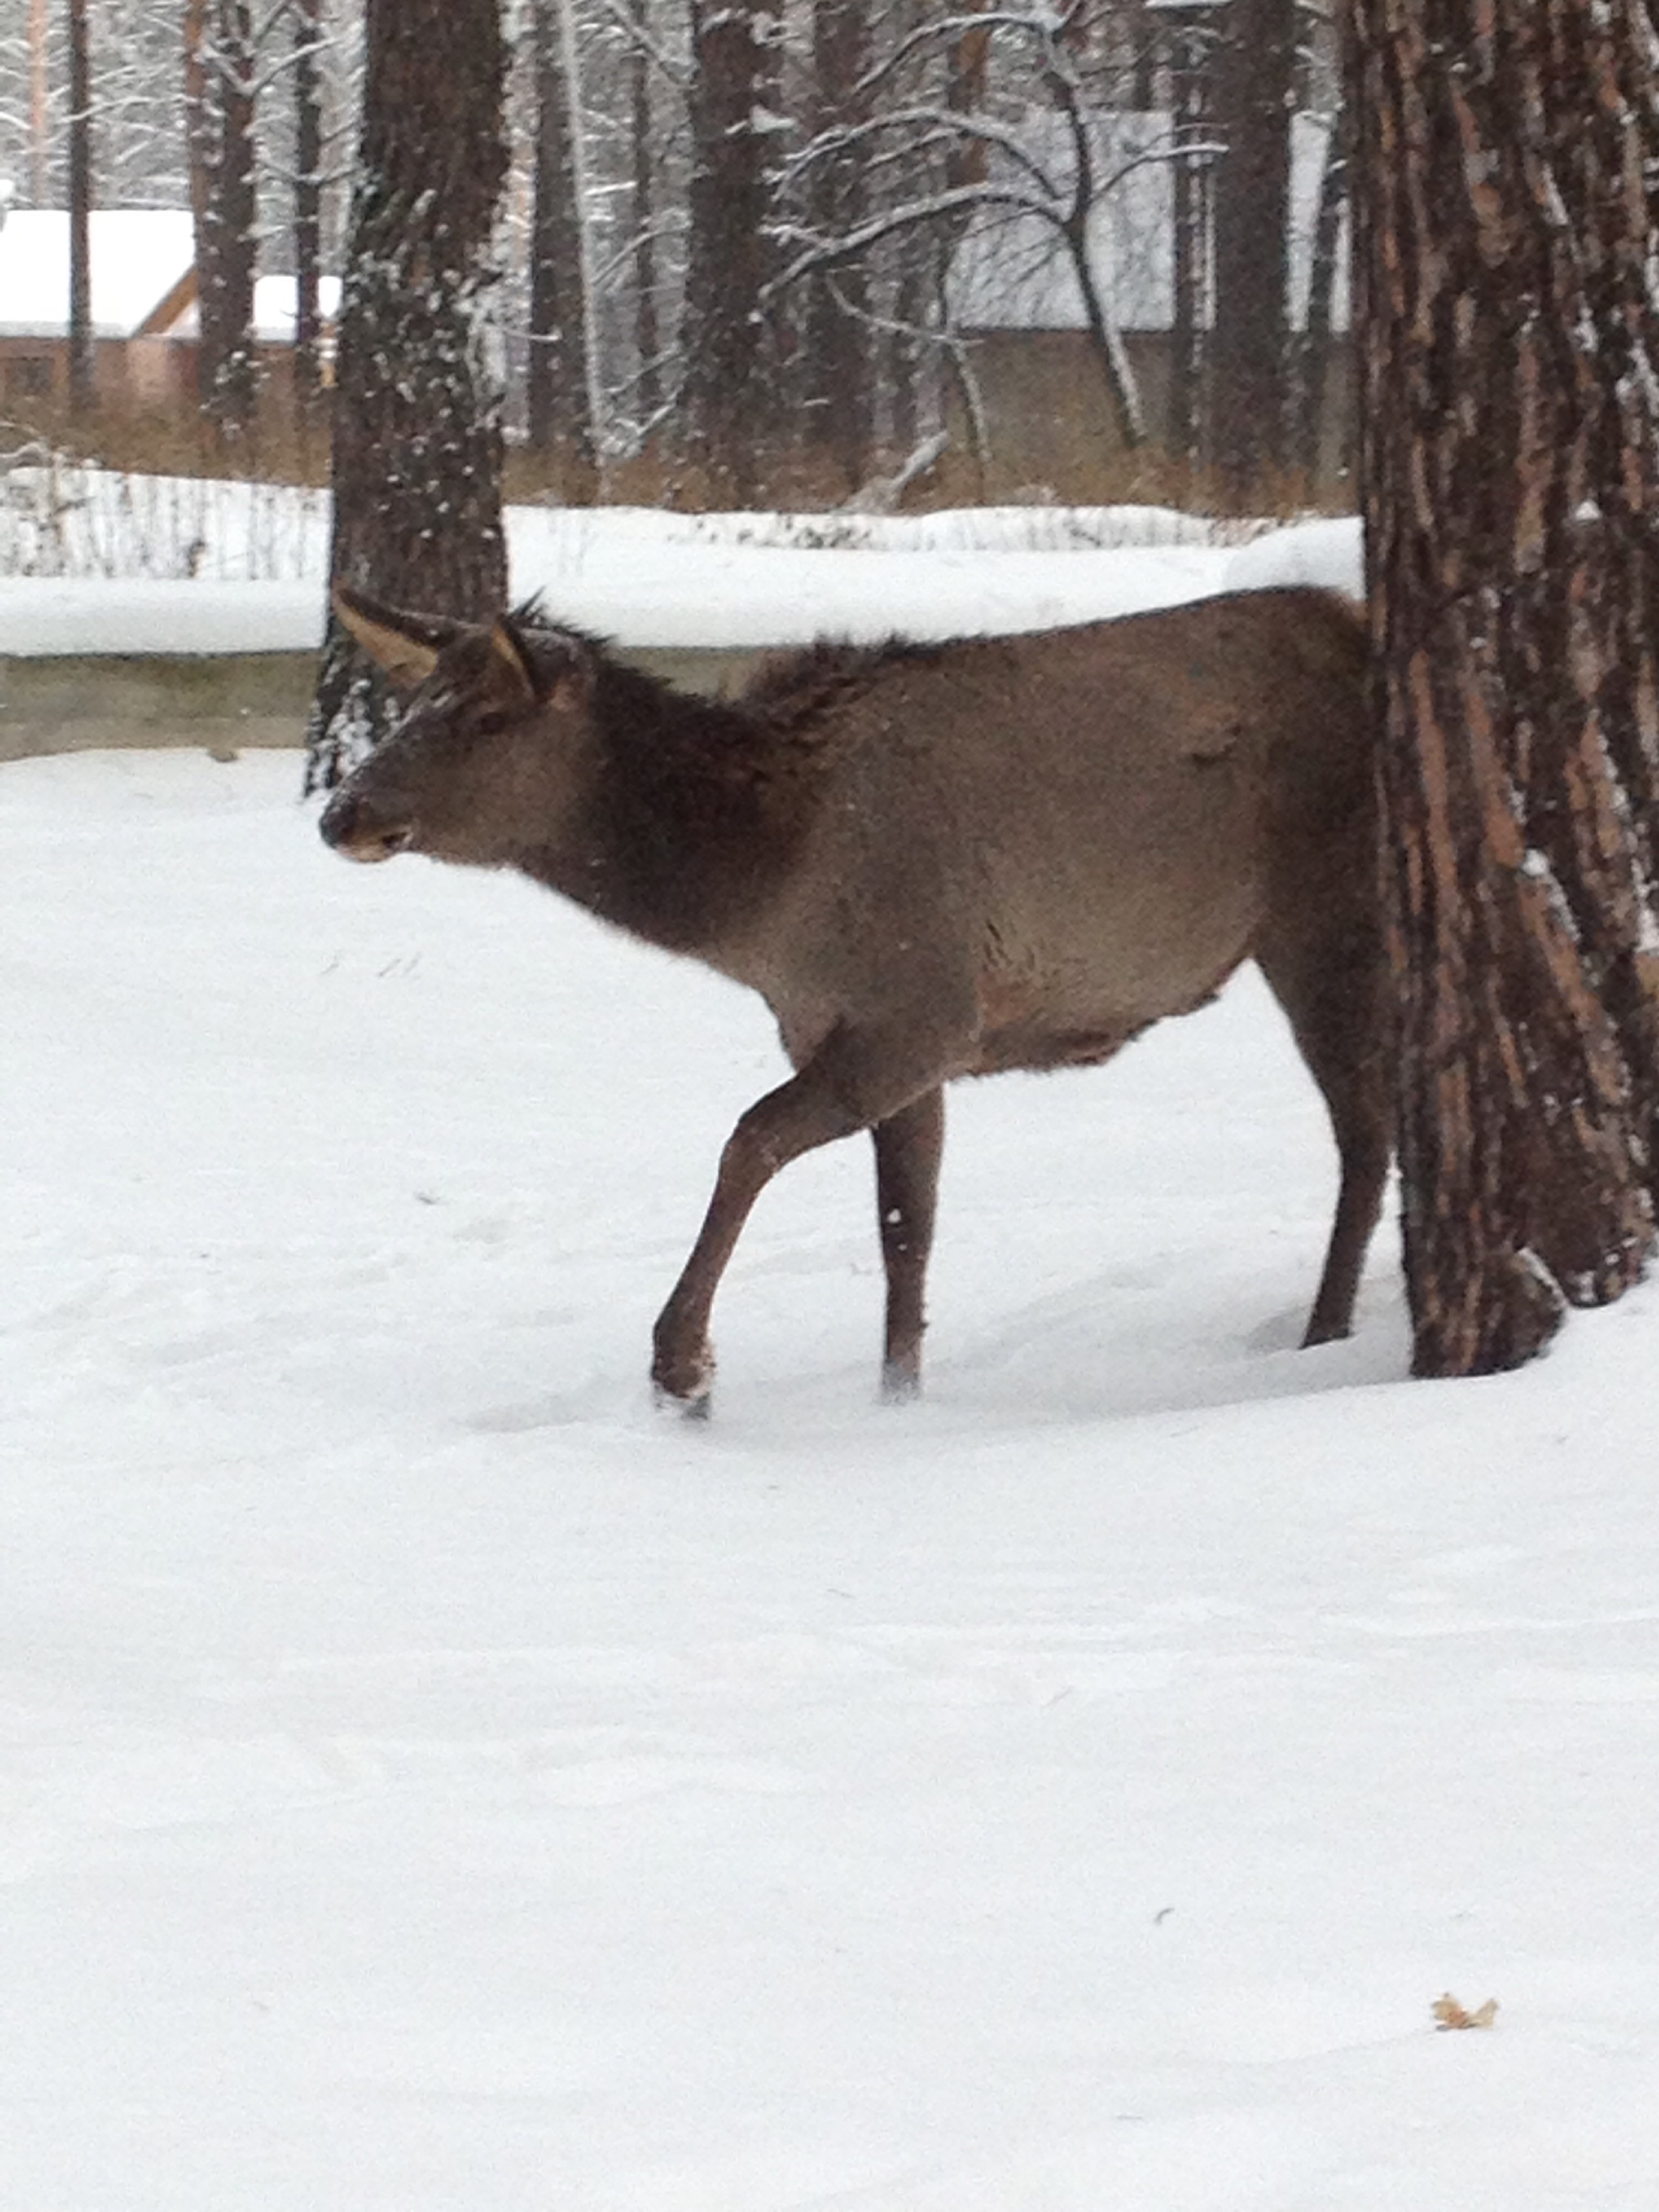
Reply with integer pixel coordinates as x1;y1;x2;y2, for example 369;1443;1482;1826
1352;0;1659;1375
292;0;325;431
194;0;259;444
681;0;774;503
802;0;872;493
527;0;598;498
1166;10;1212;472
66;0;94;421
306;0;508;789
1211;0;1295;496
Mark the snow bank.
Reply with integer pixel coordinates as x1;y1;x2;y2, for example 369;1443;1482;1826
2;476;1240;655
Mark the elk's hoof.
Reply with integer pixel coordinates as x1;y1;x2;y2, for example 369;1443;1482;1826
879;1359;921;1405
651;1335;714;1416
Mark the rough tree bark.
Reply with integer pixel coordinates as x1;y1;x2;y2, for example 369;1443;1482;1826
1351;0;1659;1374
1210;0;1295;495
526;0;598;497
305;0;508;790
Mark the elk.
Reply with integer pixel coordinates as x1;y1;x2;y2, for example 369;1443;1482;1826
320;582;1388;1413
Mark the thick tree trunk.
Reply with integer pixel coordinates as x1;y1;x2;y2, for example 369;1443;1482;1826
1210;0;1295;496
1352;0;1659;1375
681;1;774;503
66;0;93;422
527;0;598;497
305;0;508;790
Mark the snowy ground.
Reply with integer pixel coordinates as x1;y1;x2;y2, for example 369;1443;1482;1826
4;526;1659;2206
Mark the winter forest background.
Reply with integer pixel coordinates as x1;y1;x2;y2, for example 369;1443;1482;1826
0;0;1349;508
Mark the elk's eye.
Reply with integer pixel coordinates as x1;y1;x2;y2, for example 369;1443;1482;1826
474;708;511;737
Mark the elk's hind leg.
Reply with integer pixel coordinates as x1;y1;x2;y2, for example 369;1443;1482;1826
873;1087;945;1401
1256;927;1391;1345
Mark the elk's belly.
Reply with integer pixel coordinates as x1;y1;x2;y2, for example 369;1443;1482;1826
968;925;1251;1077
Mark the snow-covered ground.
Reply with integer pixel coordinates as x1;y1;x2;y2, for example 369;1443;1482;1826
4;524;1657;2208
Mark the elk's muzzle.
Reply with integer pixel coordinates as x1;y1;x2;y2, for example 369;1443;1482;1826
319;787;413;863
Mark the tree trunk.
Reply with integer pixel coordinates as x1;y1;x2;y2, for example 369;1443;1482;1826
292;0;325;432
66;0;94;422
1165;7;1213;473
305;0;508;791
526;0;598;498
801;0;872;494
681;1;774;503
1210;0;1295;497
192;0;259;445
1352;0;1659;1375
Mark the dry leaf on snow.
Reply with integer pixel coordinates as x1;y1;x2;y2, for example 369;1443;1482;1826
1432;1992;1499;2031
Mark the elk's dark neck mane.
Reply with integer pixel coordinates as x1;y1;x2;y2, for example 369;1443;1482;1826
511;649;809;952
740;634;943;729
515;629;940;953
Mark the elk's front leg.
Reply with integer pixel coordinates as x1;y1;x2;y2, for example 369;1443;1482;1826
873;1087;944;1401
651;1025;959;1413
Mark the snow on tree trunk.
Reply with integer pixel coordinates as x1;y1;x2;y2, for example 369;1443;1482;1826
191;0;259;445
305;0;507;791
1352;0;1659;1374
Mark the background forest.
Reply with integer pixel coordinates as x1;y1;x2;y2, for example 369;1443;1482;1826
0;0;1347;507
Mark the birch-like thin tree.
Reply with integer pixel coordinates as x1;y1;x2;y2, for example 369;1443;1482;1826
1352;0;1659;1373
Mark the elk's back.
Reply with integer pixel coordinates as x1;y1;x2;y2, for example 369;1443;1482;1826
734;589;1373;1077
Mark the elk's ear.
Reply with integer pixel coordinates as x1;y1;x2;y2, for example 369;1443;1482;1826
332;583;460;691
488;619;540;708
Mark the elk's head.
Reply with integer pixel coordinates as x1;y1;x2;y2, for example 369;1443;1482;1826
319;584;597;870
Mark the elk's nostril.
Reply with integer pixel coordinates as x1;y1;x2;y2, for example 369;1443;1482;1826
319;792;412;862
